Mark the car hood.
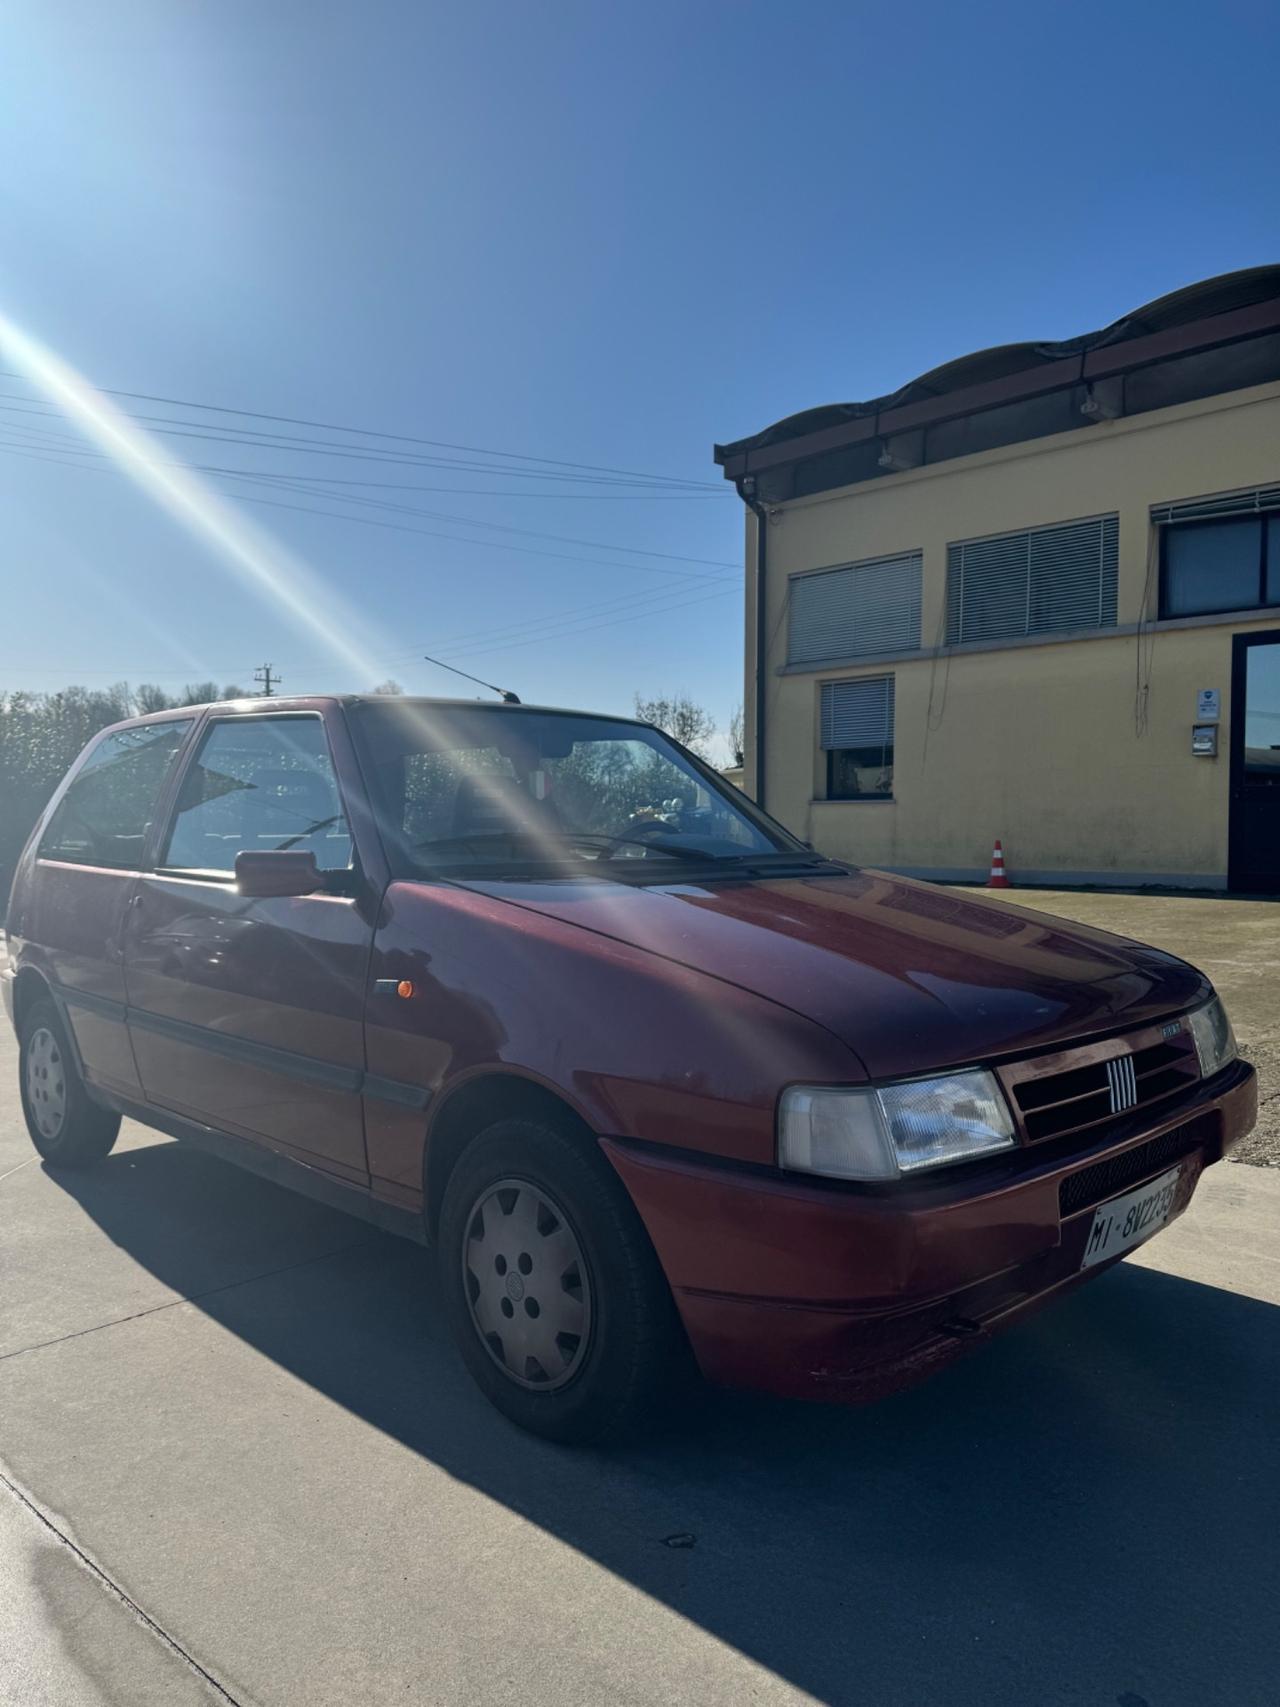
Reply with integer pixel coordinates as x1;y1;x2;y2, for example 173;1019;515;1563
465;867;1207;1079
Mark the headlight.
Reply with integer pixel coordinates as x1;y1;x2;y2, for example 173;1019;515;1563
1188;994;1237;1079
778;1069;1016;1181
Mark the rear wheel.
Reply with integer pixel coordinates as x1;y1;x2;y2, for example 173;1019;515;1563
438;1117;683;1443
19;999;120;1169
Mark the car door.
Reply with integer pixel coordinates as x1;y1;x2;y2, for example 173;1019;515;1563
123;707;374;1180
21;716;195;1101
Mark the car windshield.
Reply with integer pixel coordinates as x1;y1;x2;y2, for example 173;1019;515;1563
348;700;815;879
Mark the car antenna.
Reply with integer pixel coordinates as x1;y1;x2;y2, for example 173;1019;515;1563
422;653;521;704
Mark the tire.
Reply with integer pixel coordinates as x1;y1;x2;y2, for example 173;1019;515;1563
19;998;120;1169
438;1117;684;1443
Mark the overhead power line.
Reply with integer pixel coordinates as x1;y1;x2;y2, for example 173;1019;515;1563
0;397;693;489
81;382;722;488
0;434;738;583
0;402;726;499
431;583;739;664
390;575;740;658
0;376;723;491
0;574;739;686
218;469;736;567
0;431;741;669
0;366;742;680
223;484;738;581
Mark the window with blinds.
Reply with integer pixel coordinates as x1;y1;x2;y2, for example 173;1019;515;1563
1152;484;1280;525
1155;487;1280;619
945;515;1118;646
789;552;922;666
821;676;894;799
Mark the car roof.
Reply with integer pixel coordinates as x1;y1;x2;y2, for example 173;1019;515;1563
116;695;651;730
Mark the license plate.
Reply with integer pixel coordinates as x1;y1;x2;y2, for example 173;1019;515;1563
1080;1165;1182;1269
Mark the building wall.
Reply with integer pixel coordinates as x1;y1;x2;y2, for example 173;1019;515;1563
747;378;1280;885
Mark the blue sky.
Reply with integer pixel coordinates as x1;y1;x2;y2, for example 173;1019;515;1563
2;0;1277;753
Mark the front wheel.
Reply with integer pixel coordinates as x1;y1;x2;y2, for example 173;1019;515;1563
438;1117;684;1443
19;999;120;1168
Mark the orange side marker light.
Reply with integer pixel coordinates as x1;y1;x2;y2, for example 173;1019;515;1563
396;980;415;1000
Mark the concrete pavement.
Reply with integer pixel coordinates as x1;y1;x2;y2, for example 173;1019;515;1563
0;1474;226;1707
2;1022;1279;1706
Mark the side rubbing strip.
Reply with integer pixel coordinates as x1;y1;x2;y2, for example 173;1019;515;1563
363;1075;432;1111
123;1006;364;1093
53;979;430;1109
49;984;126;1022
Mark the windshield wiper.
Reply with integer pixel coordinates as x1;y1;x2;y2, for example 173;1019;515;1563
566;832;719;862
719;854;844;877
411;829;719;863
412;830;527;853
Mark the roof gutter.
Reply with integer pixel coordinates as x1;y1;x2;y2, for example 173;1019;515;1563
736;478;768;810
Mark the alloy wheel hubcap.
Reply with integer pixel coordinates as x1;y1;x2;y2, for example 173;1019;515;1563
26;1028;67;1141
462;1177;592;1391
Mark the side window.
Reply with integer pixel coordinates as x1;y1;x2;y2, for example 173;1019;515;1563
162;716;353;874
39;721;193;870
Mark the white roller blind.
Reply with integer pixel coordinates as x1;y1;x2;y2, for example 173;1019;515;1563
789;553;922;665
820;676;895;751
946;515;1118;646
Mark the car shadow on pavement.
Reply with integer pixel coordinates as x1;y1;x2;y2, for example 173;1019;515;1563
52;1138;1280;1707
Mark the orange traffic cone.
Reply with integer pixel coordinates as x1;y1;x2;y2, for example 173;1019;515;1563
987;839;1010;888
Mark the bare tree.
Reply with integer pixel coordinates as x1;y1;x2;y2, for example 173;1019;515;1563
134;683;175;714
633;692;716;757
728;704;744;767
169;682;248;705
370;678;405;695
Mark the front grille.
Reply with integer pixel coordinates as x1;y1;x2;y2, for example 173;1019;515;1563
1011;1033;1199;1144
1058;1125;1201;1217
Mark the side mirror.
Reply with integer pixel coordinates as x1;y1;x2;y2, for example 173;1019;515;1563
234;850;327;899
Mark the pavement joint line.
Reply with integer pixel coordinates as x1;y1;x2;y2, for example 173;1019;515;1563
0;1236;374;1366
0;1466;247;1706
0;1155;37;1185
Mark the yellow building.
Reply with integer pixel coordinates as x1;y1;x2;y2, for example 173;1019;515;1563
715;265;1280;892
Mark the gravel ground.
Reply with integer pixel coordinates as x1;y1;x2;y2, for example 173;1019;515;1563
953;887;1280;1168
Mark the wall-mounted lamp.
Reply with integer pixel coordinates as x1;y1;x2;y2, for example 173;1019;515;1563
876;432;922;472
1080;384;1122;422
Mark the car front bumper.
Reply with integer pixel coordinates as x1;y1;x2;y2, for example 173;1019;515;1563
601;1058;1257;1402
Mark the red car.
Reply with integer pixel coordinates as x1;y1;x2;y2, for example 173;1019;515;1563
4;696;1256;1441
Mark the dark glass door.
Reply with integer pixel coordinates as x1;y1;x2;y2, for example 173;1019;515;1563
1229;630;1280;892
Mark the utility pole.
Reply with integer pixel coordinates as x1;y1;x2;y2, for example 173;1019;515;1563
253;663;280;698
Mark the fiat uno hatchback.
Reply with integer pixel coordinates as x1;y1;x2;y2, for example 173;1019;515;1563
5;696;1255;1440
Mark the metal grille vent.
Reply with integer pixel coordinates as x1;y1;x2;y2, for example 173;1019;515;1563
1012;1035;1199;1145
1058;1125;1203;1218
